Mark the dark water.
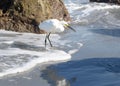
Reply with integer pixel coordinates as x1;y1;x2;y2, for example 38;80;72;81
90;29;120;37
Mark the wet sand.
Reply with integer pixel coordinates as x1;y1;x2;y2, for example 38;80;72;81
0;64;50;86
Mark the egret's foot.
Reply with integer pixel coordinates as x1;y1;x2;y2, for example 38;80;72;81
49;46;58;50
38;47;47;51
44;46;54;51
44;47;49;51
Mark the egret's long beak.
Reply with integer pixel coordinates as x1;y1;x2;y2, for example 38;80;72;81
67;25;76;32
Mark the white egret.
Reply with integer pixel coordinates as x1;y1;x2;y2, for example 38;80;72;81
38;19;76;48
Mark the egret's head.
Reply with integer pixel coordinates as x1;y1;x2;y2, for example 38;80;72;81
60;21;76;32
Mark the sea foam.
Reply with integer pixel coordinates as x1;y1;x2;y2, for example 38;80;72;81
0;30;71;77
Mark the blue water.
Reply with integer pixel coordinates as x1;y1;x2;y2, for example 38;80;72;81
43;58;120;86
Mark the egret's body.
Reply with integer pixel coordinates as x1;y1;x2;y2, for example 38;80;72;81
38;19;75;48
39;19;66;33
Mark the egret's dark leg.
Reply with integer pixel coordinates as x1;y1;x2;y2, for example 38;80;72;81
45;34;48;48
47;32;53;47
